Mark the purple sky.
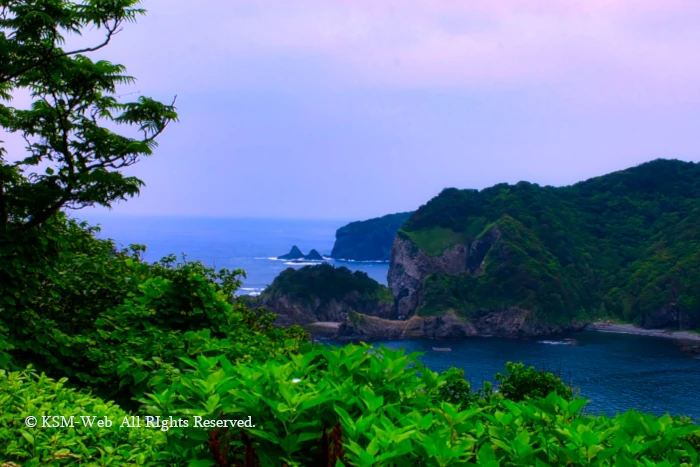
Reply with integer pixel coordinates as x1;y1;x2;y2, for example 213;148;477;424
15;1;700;219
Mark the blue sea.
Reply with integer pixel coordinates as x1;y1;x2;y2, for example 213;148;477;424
77;214;700;421
77;214;391;295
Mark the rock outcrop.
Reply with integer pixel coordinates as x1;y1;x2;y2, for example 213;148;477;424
277;246;326;261
336;308;586;340
336;311;476;340
262;292;393;327
305;249;324;261
278;245;305;260
640;305;700;330
388;235;469;318
388;227;503;319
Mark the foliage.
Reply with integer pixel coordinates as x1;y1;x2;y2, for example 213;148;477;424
495;362;573;402
402;160;700;329
0;368;172;466
402;227;470;257
0;0;178;232
262;263;394;304
137;344;699;466
331;211;413;261
0;213;308;410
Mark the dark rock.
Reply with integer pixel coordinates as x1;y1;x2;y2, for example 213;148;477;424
336;308;587;340
278;245;305;260
640;305;699;330
304;249;324;261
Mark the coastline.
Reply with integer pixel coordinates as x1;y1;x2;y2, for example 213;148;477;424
586;322;700;343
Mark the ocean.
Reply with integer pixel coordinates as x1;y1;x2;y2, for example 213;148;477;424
78;214;391;295
77;214;700;421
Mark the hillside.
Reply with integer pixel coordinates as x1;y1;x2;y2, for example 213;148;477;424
255;263;394;326
389;159;700;332
330;211;413;261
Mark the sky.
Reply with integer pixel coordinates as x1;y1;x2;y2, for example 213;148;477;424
8;0;700;220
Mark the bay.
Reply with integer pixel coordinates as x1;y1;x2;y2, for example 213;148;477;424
345;331;700;421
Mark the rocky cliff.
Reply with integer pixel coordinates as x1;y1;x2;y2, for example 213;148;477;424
388;234;469;318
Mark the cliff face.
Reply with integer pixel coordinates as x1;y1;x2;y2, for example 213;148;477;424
331;211;413;261
388;234;469;318
388;224;507;318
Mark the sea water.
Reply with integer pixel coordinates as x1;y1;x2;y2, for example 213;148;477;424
355;331;700;421
76;214;391;294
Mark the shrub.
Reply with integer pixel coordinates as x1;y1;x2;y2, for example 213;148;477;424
495;361;573;402
0;368;171;466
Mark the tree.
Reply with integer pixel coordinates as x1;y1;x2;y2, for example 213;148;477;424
0;0;177;232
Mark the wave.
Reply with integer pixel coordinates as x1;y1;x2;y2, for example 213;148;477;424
238;287;266;297
253;256;390;264
256;257;330;262
333;258;390;263
284;261;322;266
538;340;577;346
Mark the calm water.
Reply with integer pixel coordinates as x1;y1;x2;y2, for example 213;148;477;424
76;214;699;421
335;331;700;421
74;214;390;293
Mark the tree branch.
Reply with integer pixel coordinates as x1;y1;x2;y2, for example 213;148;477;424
0;20;121;85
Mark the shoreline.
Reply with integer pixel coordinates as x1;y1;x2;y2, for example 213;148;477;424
305;320;700;345
585;322;700;343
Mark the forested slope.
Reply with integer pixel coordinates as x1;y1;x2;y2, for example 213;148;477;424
392;159;700;330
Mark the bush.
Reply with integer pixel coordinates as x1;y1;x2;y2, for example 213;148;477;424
0;368;171;466
495;361;573;402
137;345;699;466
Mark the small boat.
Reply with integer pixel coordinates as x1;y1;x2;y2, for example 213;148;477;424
432;347;452;352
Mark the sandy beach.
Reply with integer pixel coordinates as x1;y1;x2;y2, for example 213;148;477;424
586;322;700;343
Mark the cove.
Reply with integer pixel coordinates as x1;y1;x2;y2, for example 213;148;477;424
332;330;700;422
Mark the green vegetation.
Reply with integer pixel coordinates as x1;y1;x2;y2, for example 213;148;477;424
331;211;413;261
263;263;393;304
402;227;470;256
1;368;171;465
0;2;698;466
402;164;700;329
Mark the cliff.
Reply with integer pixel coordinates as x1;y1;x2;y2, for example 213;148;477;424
388;159;700;333
255;263;393;327
330;211;413;261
